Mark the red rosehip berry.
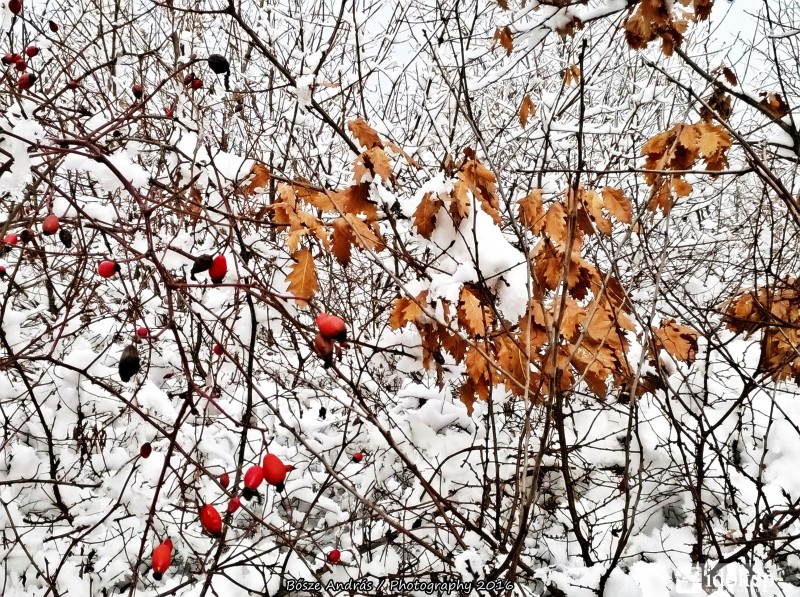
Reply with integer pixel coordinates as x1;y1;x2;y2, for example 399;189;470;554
316;313;347;343
136;327;148;338
14;59;26;72
42;214;59;235
25;45;37;58
352;452;363;463
219;472;230;488
327;548;341;564
208;254;227;284
67;79;80;89
48;20;58;32
7;0;22;15
131;83;143;99
140;443;152;458
151;538;172;580
3;232;18;246
262;454;287;487
213;343;223;356
190;78;203;90
243;465;264;491
227;496;241;513
18;72;35;91
98;260;118;278
199;504;223;536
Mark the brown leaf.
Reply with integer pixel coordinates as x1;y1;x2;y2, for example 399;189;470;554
624;0;684;54
414;193;442;239
647;179;673;214
348;118;382;149
722;66;737;86
759;93;790;118
459;286;492;337
556;298;586;342
389;292;427;330
241;162;271;196
325;184;379;220
331;217;352;265
187;186;203;222
582;188;612;235
300;188;336;212
286;248;319;303
441;326;469;361
458;381;478;415
494;26;513;56
450;180;471;225
495;0;509;9
671;177;693;197
543;201;567;247
556;18;584;40
518;189;545;234
694;0;713;20
519;94;536;128
345;214;385;251
458;154;501;224
563;64;581;85
601;187;633;223
353;147;393;184
678;124;700;152
272;184;298;228
584;302;616;343
465;346;492;387
697;122;730;157
533;239;565;291
655;319;699;364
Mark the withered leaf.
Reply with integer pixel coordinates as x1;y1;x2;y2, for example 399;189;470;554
414;193;442;239
286;247;319;303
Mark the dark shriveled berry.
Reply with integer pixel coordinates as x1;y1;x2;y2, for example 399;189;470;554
207;54;229;74
119;344;141;382
58;228;73;248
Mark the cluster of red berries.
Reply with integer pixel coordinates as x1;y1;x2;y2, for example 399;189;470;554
183;72;203;90
313;313;347;368
2;215;71;254
3;5;60;91
4;46;35;90
150;454;292;579
149;450;358;579
241;453;293;499
190;253;227;284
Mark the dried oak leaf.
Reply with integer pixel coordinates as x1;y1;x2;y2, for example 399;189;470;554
414;193;442;239
353;147;393;184
519;94;536;128
330;217;352;265
759;93;790;119
494;26;513;56
459;286;492;337
241;162;271;196
517;189;545;234
286;247;319;303
655;319;699;364
348;118;382;149
389;292;428;330
601;187;633;223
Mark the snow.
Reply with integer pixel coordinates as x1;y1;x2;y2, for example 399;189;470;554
1;0;800;595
